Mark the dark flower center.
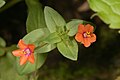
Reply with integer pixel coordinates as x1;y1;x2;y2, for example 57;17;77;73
83;32;91;38
23;48;32;56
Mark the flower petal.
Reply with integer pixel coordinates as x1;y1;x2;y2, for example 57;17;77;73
90;34;96;43
83;38;91;47
28;44;35;52
12;49;23;57
78;24;85;33
28;53;35;64
20;55;28;65
18;39;27;49
75;33;84;43
85;24;94;32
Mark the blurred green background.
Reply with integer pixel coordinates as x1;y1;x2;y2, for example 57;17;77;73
0;0;120;80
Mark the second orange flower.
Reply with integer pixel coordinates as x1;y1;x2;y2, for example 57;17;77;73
75;24;96;47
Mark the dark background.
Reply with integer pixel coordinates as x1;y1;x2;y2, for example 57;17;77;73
0;0;120;80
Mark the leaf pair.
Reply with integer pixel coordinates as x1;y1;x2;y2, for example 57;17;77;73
44;6;79;61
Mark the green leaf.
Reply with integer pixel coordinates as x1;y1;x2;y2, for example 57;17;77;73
88;0;120;29
0;0;5;8
0;37;6;47
35;42;56;53
16;53;47;75
44;32;61;44
44;6;66;33
109;22;120;29
25;0;46;33
97;12;110;24
57;37;78;61
23;28;49;45
66;19;83;36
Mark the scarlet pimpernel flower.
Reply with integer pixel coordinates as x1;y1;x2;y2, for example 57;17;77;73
75;24;96;47
12;39;35;65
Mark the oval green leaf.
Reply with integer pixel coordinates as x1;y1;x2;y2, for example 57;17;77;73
44;6;66;33
57;38;78;61
25;0;46;33
66;19;83;36
35;42;56;53
44;32;61;44
22;28;50;45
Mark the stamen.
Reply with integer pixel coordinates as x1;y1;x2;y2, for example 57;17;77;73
83;32;91;38
86;32;90;35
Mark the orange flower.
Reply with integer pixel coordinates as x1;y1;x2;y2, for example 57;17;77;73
12;39;35;65
75;24;96;47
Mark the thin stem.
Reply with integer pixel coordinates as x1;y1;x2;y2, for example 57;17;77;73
0;0;23;13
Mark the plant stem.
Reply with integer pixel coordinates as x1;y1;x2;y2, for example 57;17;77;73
0;0;23;13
